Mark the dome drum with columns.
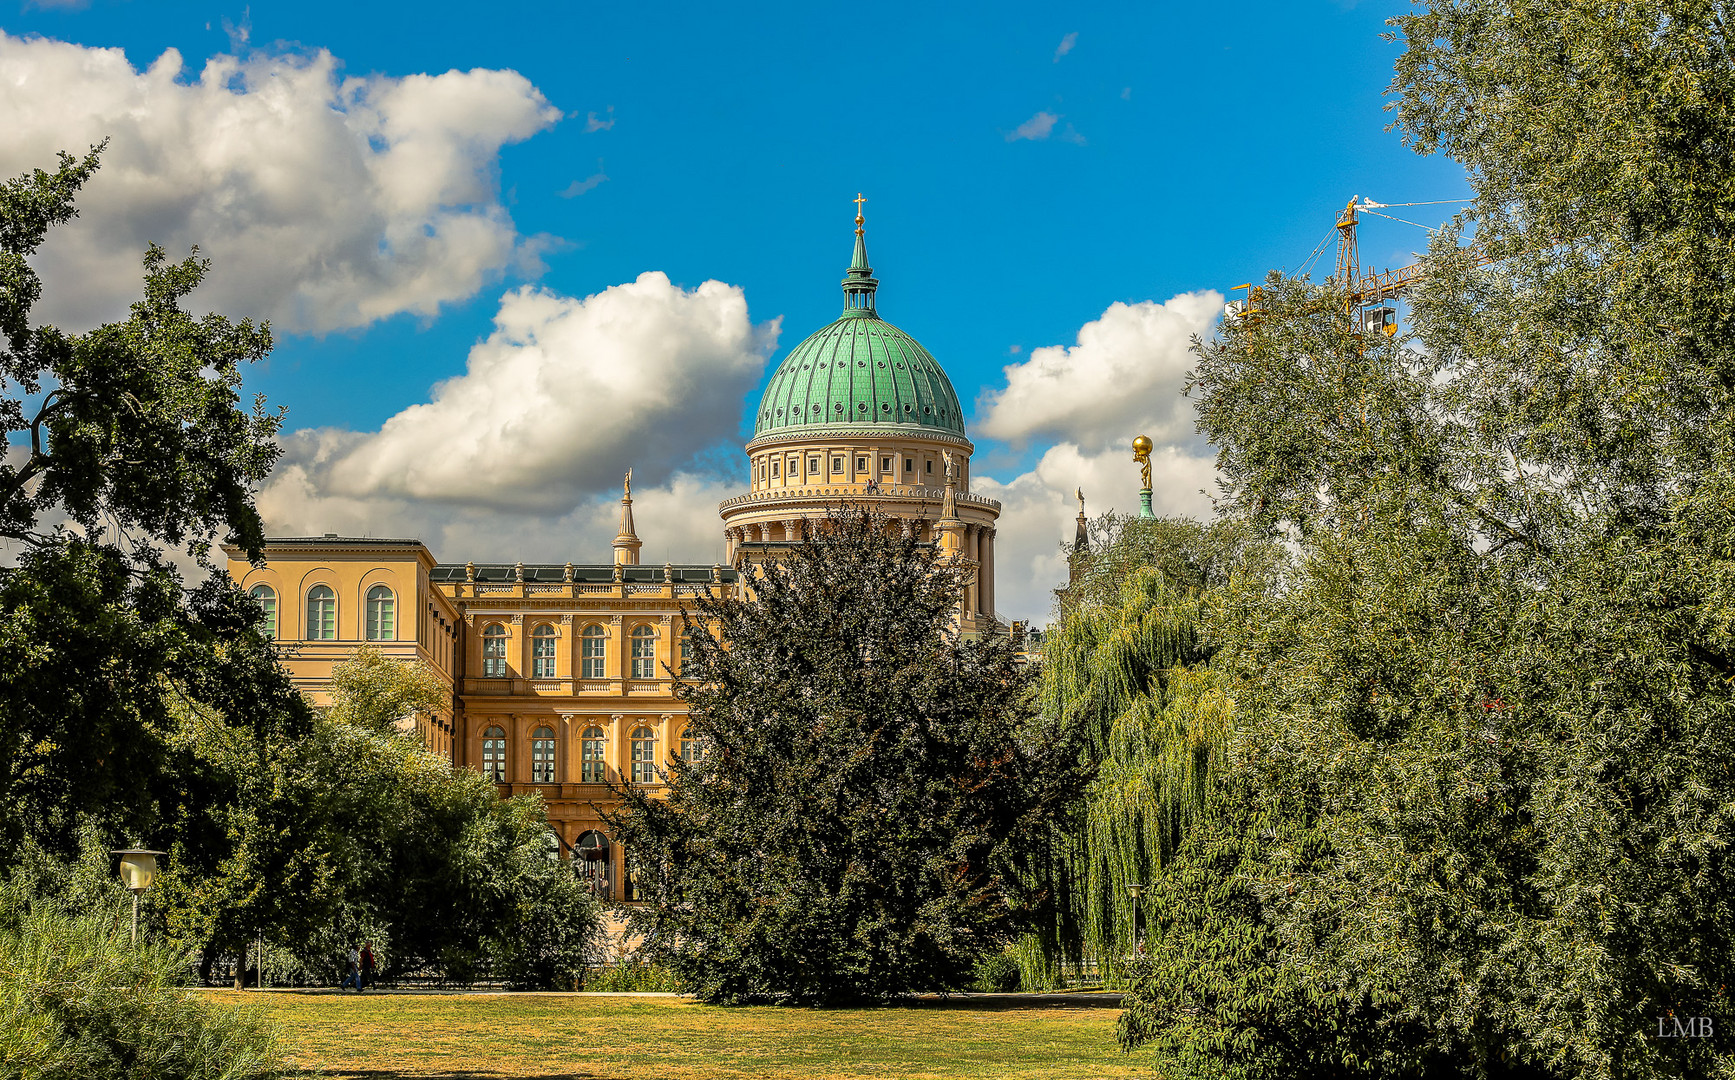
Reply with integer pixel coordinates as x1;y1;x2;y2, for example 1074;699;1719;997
719;200;1003;635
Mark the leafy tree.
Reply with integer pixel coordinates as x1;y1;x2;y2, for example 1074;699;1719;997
156;647;600;989
1110;4;1735;1077
611;509;1086;1004
0;148;287;860
326;642;448;734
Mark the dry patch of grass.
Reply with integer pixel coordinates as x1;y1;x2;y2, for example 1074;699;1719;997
207;990;1150;1080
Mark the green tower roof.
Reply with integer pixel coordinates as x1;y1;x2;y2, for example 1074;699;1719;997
751;209;966;442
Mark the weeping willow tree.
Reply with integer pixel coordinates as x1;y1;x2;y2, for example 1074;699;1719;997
1025;515;1275;984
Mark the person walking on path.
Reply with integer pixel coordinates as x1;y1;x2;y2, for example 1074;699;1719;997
341;945;361;992
360;943;376;992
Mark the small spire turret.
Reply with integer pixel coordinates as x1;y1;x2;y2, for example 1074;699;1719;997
613;468;642;566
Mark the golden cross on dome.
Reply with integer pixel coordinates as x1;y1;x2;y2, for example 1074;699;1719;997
853;192;866;224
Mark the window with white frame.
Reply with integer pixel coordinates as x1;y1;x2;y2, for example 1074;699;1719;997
482;725;507;782
482;624;508;678
532;624;557;678
365;585;395;640
531;726;556;783
581;624;607;678
680;726;705;764
305;585;336;640
248;584;277;638
630;725;657;783
581;727;607;782
630;625;657;679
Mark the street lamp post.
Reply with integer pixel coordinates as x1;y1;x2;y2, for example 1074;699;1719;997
112;849;165;944
1127;883;1146;955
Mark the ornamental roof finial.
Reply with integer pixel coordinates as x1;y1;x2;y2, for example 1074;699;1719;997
842;194;878;312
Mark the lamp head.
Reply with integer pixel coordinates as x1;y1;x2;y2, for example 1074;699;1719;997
113;849;165;894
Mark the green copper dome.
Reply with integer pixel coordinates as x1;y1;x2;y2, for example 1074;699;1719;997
752;217;966;441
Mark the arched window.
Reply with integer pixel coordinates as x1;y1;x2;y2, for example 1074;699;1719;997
542;829;562;863
581;726;607;782
575;830;611;899
630;625;657;679
306;585;335;640
680;726;704;764
679;628;694;670
531;726;556;784
532;624;557;678
581;624;607;679
630;725;657;783
482;725;507;782
482;624;508;678
365;585;395;640
248;584;277;638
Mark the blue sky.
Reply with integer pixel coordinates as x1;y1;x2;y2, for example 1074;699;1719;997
2;0;1468;620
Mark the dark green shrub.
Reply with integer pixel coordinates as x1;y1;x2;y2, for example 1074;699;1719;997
582;960;682;992
0;898;290;1079
971;950;1022;993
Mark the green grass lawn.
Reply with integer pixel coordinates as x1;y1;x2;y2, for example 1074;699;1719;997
208;990;1152;1080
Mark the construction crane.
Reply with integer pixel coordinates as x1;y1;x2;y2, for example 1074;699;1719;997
1226;196;1477;335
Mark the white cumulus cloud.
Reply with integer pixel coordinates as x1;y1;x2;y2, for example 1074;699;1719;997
259;271;777;534
1006;111;1061;142
971;291;1226;623
0;32;562;334
977;290;1222;453
258;465;742;570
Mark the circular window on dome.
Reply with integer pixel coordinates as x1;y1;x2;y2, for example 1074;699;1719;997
924;406;932;415
904;404;914;413
811;404;821;412
802;363;810;369
777;408;784;416
857;403;868;412
857;360;866;367
834;403;844;413
881;403;891;412
819;362;828;369
896;362;906;369
877;362;885;368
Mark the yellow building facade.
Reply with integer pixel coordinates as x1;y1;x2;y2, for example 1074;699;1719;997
225;209;1001;898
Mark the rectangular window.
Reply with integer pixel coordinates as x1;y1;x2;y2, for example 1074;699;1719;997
531;734;556;784
926;460;934;474
771;460;780;478
483;635;507;678
856;456;867;472
631;633;656;679
631;737;656;784
581;734;607;782
581;633;606;679
905;458;914;473
881;455;892;473
832;456;843;473
532;636;556;678
808;456;820;475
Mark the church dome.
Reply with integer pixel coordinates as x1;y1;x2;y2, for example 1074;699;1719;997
751;212;966;441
